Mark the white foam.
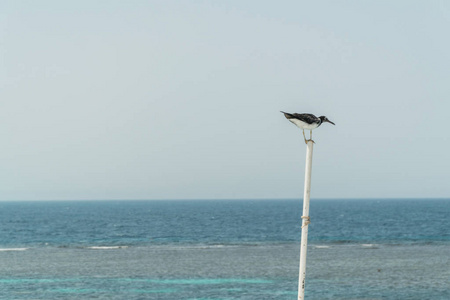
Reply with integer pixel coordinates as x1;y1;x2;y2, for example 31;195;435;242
150;244;240;251
87;246;128;250
200;245;237;249
314;245;331;249
0;248;28;252
361;244;378;248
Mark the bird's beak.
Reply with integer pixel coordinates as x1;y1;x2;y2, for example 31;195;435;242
326;119;335;125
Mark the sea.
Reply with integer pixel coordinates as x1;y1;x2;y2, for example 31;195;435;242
0;199;448;300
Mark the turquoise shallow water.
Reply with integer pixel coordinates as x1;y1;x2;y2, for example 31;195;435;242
0;199;449;299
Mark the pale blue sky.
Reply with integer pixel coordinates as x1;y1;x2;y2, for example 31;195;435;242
1;1;449;200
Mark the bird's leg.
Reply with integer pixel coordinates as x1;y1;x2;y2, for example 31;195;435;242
309;130;315;144
302;130;307;144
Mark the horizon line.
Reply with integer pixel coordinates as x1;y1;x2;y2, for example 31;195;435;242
0;197;449;202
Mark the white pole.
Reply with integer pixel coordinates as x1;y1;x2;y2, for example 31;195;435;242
298;140;313;300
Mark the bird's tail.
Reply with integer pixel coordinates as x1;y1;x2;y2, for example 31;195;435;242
280;111;293;118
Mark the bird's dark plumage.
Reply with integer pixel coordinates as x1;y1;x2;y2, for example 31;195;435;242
281;112;321;125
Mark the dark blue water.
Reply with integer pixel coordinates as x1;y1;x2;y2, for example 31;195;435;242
0;199;449;299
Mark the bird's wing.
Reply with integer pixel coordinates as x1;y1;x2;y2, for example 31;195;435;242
290;113;319;123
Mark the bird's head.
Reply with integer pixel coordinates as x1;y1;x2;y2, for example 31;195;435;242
319;116;335;125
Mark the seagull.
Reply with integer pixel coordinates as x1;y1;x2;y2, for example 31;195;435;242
281;112;335;144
